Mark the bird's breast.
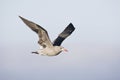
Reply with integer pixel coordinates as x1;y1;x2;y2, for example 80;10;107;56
41;48;61;56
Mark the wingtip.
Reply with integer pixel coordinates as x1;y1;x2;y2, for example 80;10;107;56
18;15;22;18
69;22;73;25
68;23;75;30
19;16;29;23
18;15;20;17
69;23;74;26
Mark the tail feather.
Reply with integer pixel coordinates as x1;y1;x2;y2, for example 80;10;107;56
32;52;39;54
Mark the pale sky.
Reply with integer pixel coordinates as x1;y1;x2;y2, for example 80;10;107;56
0;0;120;80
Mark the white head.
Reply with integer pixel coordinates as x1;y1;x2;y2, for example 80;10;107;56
54;46;68;53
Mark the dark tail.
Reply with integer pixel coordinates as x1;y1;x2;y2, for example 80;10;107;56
32;52;39;54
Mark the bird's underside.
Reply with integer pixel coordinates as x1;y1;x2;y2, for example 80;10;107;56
19;16;75;56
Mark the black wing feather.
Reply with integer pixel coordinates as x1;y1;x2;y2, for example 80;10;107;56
53;23;75;46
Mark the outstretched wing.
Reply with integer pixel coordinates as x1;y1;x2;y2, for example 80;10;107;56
53;23;75;46
19;16;53;48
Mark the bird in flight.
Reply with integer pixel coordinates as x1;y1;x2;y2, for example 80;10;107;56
19;16;75;56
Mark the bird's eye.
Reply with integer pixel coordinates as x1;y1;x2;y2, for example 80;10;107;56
60;47;64;49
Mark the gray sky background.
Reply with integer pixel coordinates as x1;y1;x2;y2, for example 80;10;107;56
0;0;120;80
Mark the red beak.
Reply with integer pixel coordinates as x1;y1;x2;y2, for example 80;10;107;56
63;48;68;52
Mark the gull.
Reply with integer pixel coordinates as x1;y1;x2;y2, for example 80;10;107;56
19;16;75;56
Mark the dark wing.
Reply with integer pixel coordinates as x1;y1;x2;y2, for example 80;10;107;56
19;16;53;48
53;23;75;46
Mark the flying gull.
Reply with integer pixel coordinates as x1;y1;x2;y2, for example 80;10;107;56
19;16;75;56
